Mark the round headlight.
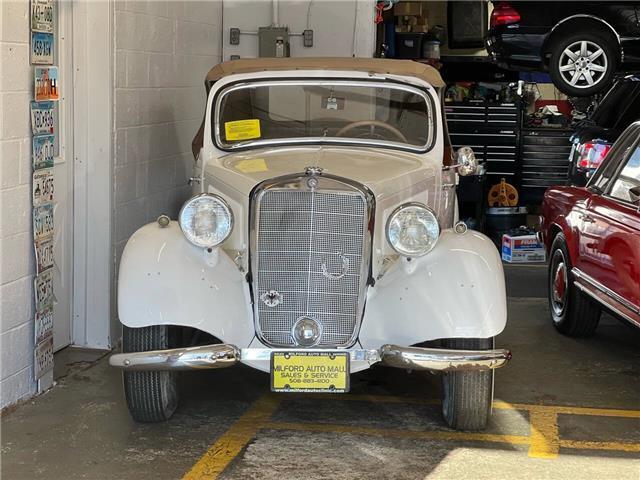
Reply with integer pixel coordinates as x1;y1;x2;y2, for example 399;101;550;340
386;203;440;257
179;194;233;248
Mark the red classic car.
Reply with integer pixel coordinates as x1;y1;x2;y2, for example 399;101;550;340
541;121;640;336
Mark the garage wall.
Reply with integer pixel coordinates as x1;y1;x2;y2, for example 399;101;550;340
222;0;376;60
0;0;37;407
111;1;223;334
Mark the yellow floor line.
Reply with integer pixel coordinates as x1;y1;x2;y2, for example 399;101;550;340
265;421;640;455
182;394;640;477
528;410;560;459
182;395;281;480
493;401;640;418
560;439;640;453
301;393;640;419
263;420;530;446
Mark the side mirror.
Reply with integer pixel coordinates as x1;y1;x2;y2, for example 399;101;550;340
630;186;640;206
456;147;479;176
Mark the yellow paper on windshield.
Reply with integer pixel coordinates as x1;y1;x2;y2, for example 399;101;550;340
225;119;261;141
235;158;268;173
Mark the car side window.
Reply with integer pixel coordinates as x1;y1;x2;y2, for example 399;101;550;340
590;128;639;192
609;144;640;204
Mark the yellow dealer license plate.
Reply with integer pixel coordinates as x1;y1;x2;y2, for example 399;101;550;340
271;352;350;393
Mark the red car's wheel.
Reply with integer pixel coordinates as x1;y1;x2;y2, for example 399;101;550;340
550;248;568;318
548;233;601;336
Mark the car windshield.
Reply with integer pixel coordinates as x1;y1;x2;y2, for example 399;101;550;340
214;80;433;151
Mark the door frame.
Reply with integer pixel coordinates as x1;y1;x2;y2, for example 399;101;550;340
53;0;74;351
71;0;113;349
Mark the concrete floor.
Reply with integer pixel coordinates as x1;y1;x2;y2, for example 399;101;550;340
2;265;639;479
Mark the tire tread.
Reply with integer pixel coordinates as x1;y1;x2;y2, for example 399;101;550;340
441;338;493;431
123;325;178;423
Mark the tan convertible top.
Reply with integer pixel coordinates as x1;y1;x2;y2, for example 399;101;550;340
193;58;444;158
204;57;444;87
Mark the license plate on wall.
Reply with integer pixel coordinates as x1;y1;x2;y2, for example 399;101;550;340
34;334;54;379
31;32;54;65
31;101;55;135
33;168;54;207
31;0;54;33
32;134;55;170
35;236;54;274
33;203;54;240
271;351;350;393
35;307;53;344
34;269;54;312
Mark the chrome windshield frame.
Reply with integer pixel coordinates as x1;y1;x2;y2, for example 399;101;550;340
213;79;435;154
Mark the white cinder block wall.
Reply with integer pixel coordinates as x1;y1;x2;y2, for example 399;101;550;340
0;0;37;407
112;0;223;331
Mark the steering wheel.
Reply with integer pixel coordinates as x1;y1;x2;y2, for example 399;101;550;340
335;120;408;143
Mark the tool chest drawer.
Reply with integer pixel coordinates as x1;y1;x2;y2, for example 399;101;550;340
519;129;573;202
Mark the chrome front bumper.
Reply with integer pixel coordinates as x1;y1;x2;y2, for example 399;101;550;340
109;343;511;372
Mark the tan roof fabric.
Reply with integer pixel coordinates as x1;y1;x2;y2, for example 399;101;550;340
192;58;444;158
205;57;444;87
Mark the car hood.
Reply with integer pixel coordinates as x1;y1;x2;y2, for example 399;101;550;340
204;146;439;199
572;124;619;144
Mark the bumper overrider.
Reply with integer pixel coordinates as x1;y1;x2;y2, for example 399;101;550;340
109;344;511;372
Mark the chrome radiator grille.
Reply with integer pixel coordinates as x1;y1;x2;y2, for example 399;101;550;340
253;184;369;347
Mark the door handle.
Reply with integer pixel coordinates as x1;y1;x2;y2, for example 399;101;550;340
580;213;595;223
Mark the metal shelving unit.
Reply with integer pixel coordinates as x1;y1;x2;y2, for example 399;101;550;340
519;128;573;203
445;100;521;188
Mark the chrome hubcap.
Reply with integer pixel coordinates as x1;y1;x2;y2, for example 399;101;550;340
558;40;608;89
551;250;568;317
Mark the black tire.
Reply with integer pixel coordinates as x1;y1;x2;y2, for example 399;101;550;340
548;31;617;97
441;337;493;431
548;233;601;336
122;325;179;423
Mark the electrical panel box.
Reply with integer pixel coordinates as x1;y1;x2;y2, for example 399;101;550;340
303;29;314;47
229;27;240;45
258;27;290;58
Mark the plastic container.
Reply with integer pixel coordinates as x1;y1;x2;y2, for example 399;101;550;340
485;206;528;247
423;40;440;60
395;32;425;59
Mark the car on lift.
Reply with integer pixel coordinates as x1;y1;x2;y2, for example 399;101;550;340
541;121;640;336
568;74;640;186
485;1;640;96
109;58;511;431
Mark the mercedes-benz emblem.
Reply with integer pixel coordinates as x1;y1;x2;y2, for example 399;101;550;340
260;290;282;307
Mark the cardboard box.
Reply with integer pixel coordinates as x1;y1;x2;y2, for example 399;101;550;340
394;2;422;16
502;234;546;263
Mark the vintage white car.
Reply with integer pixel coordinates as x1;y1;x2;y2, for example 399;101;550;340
110;58;511;430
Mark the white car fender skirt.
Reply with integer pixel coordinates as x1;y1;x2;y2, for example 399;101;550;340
359;229;507;348
117;221;254;347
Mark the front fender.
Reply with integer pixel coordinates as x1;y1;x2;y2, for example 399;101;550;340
359;229;507;348
117;221;254;347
